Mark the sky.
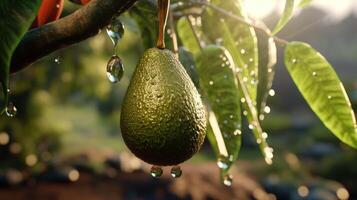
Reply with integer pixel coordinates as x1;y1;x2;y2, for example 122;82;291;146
242;0;357;21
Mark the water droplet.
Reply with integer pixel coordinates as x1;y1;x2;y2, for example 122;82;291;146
150;166;163;178
222;174;233;186
259;114;265;121
215;98;221;103
229;115;234;119
312;72;317;77
240;49;246;54
268;68;273;73
6;102;17;117
233;129;242;136
249;58;254;63
106;18;124;47
243;77;248;82
292;58;297;64
223;120;228;124
209;81;214;85
243;110;248;116
106;55;124;83
264;106;271;114
170;166;182;178
54;57;61;64
262;132;268;139
240;97;246;103
269;89;275;96
235;68;242;73
217;155;231;170
221;63;225;67
257;139;262;144
223;74;228;79
248;124;255;130
328;95;332;99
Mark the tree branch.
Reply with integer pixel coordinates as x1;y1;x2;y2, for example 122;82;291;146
10;0;138;73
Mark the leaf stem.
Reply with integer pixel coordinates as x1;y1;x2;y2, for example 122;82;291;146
186;16;203;50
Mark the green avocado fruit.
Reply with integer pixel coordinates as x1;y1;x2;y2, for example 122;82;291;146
120;48;207;166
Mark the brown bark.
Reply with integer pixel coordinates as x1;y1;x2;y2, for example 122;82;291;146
10;0;138;73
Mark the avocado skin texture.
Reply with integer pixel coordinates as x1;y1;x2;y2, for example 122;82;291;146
121;48;207;166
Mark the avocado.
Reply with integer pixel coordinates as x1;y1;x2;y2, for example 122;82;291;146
120;48;207;166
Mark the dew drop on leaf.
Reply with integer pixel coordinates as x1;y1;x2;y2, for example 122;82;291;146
6;102;17;117
264;106;271;114
223;174;233;187
217;155;231;170
269;89;275;96
312;72;317;77
106;55;124;83
150;166;163;178
233;129;242;136
170;166;182;178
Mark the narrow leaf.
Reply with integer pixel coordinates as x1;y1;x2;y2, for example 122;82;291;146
178;47;200;88
0;0;41;112
177;17;201;57
272;0;295;35
202;4;259;101
255;22;277;116
196;45;242;171
299;0;313;8
285;42;357;148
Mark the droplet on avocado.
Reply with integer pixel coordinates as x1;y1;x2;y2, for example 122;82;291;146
106;17;124;47
170;166;182;178
150;166;163;178
106;55;124;83
6;102;17;117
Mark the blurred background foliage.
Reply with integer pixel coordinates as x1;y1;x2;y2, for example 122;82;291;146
0;1;357;200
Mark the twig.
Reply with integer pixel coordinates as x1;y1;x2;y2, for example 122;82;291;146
168;11;179;57
11;0;138;74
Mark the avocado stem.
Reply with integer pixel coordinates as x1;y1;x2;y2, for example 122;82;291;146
156;0;170;49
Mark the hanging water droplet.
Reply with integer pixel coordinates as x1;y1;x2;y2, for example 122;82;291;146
5;102;17;117
240;97;246;103
170;166;182;178
106;17;125;47
249;58;254;63
240;49;246;54
292;58;297;64
222;174;233;187
233;129;242;136
264;106;271;114
328;95;332;99
209;81;214;85
229;115;234;119
248;124;255;130
257;138;262;144
243;77;248;82
150;166;163;178
268;68;273;73
106;55;124;83
217;155;231;170
269;89;275;96
221;63;226;67
312;72;317;77
243;110;248;116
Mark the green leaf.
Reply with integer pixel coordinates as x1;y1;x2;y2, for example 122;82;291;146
177;17;201;57
0;0;41;112
299;0;313;8
196;45;242;172
255;23;277;116
272;0;295;35
285;42;357;148
130;0;158;49
178;47;200;88
202;2;259;101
